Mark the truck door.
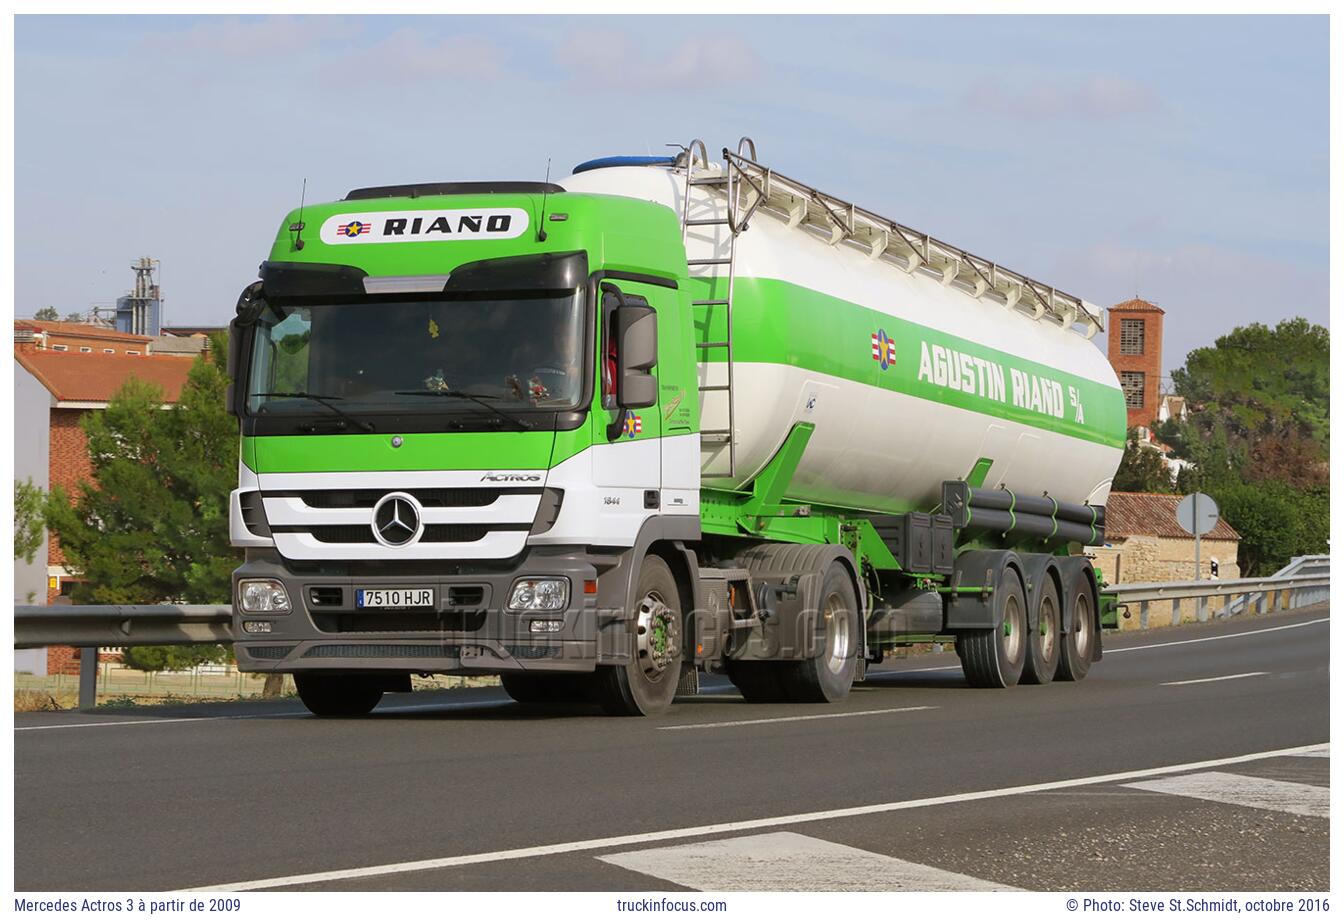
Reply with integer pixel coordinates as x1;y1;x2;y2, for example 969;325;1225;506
591;280;663;507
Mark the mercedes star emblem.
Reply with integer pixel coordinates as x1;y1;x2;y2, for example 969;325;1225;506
371;492;423;547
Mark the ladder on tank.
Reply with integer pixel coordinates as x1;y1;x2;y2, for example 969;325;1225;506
678;137;768;480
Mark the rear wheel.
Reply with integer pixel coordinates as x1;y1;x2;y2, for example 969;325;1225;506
294;674;384;717
956;568;1028;688
593;555;683;716
500;673;594;705
779;562;861;703
1022;579;1061;685
1057;567;1097;681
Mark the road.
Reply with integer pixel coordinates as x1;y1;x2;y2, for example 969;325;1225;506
14;605;1328;892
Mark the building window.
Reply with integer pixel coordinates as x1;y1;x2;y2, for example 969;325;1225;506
103;348;115;354
52;344;68;352
1119;318;1146;355
1120;370;1146;409
79;346;92;353
126;350;140;355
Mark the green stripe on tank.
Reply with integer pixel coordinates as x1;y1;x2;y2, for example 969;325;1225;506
696;277;1126;450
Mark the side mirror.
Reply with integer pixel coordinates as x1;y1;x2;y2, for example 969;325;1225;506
227;281;266;418
615;303;657;409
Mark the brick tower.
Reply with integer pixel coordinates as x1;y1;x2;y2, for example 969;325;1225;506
1107;298;1164;430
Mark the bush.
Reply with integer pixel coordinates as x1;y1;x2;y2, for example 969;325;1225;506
120;644;230;673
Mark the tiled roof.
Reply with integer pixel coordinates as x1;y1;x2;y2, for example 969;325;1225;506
1109;298;1164;314
14;350;197;403
1105;491;1239;541
15;319;153;344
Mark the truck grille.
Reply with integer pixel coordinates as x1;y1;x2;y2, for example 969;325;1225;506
295;524;523;544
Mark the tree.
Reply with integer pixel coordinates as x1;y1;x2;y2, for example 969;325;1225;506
1208;479;1328;577
45;343;241;673
63;312;86;323
14;479;46;564
1112;429;1175;493
33;306;58;321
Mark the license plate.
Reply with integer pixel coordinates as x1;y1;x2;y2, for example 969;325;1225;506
356;588;434;609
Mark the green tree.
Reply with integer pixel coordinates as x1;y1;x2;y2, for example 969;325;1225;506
122;645;228;672
45;343;241;672
1207;480;1329;577
14;479;46;564
33;306;58;321
1112;429;1175;493
63;311;85;323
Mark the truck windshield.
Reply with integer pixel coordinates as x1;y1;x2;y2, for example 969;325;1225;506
245;291;586;418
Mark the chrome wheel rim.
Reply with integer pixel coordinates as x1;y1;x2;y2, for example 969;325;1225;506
1040;595;1058;663
1002;593;1024;663
1073;593;1094;658
635;590;680;679
822;591;851;675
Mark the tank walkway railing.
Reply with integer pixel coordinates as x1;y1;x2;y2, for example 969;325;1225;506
1104;560;1330;630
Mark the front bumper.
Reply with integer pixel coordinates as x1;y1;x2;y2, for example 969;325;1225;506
232;548;604;674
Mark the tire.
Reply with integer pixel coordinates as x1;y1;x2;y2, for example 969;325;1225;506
956;567;1028;688
1021;577;1061;685
726;660;790;703
777;561;861;703
1057;566;1098;682
500;673;594;705
294;674;384;717
593;555;683;716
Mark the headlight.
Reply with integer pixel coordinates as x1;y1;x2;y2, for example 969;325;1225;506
507;577;569;611
238;578;291;613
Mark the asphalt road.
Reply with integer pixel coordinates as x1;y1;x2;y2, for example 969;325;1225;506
14;604;1329;892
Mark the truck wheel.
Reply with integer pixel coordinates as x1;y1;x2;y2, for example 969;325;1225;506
500;673;594;705
726;661;790;703
1057;567;1097;682
779;561;860;703
594;555;683;716
956;568;1027;688
294;674;383;717
1021;579;1061;685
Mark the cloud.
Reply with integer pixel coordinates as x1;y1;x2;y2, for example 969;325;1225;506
319;28;511;83
963;74;1162;120
554;29;760;90
140;16;359;60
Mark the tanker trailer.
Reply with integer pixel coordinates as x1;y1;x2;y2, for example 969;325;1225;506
226;137;1125;718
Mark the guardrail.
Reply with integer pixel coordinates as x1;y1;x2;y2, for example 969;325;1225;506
1104;562;1330;630
15;603;232;711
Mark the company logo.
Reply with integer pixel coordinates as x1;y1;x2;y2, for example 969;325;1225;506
871;329;897;370
479;472;542;483
371;492;423;547
319;208;529;245
622;411;643;439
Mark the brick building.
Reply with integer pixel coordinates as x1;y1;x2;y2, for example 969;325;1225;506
13;337;196;675
14;319;153;356
1090;491;1241;588
1107;298;1165;430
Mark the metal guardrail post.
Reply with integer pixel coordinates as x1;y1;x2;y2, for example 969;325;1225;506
1139;600;1149;629
79;650;97;711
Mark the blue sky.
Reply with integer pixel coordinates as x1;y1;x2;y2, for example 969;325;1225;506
14;14;1328;377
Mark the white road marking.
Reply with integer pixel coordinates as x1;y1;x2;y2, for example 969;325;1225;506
1293;745;1330;758
597;831;1017;892
1161;671;1268;686
659;706;936;731
1107;617;1327;653
14;698;512;732
1124;771;1329;818
186;741;1325;891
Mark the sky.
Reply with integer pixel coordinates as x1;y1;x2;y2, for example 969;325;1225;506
13;14;1329;379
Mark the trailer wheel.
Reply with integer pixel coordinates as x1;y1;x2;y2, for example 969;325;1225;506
500;673;594;705
955;567;1027;688
295;674;384;717
1021;579;1061;685
1057;567;1097;682
593;555;683;716
779;561;860;703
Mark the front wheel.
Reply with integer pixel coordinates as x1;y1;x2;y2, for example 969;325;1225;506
593;555;683;716
294;674;384;717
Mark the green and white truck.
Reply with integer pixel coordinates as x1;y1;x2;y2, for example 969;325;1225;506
227;138;1126;717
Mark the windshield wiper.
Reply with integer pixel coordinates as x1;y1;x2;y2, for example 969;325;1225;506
250;391;375;433
393;389;533;431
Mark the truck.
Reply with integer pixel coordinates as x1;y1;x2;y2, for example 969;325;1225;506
226;137;1126;717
